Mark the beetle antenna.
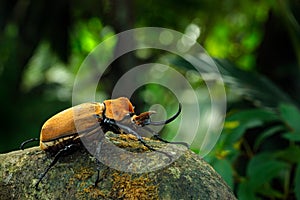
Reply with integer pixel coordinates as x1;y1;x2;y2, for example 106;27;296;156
149;103;182;126
20;138;39;150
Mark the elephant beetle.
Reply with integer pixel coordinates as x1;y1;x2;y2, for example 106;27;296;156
20;97;187;189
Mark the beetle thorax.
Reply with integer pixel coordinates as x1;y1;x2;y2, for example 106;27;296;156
103;97;135;121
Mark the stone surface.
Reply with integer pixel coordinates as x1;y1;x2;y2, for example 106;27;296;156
0;132;236;199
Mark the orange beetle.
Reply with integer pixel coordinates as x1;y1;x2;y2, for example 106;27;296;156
20;97;185;189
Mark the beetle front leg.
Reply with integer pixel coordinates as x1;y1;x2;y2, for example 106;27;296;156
142;126;190;148
35;143;80;189
102;117;173;161
115;123;173;161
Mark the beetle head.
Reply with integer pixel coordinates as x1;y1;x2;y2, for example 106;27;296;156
103;97;181;128
132;104;182;127
131;111;156;126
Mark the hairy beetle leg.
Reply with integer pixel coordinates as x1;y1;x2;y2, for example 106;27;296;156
35;143;80;189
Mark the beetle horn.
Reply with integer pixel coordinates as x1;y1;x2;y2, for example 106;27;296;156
149;103;182;125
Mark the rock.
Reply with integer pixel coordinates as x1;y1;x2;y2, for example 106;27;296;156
0;132;236;199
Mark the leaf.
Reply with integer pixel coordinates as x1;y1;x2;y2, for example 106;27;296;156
283;132;300;142
295;163;300;200
247;153;289;188
276;145;300;163
227;109;279;122
225;121;259;145
256;186;284;199
280;103;300;133
254;125;286;150
212;159;234;189
225;109;279;145
237;182;258;200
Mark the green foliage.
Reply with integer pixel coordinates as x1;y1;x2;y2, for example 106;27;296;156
205;60;300;200
202;1;271;70
214;59;293;108
280;104;300;142
0;1;299;199
296;164;300;200
208;104;300;199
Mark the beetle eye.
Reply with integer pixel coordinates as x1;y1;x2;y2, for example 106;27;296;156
142;118;151;126
131;111;154;126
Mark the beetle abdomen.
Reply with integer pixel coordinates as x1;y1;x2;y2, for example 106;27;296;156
40;102;104;152
40;134;81;154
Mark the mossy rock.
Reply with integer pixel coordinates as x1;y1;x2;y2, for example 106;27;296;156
0;132;236;199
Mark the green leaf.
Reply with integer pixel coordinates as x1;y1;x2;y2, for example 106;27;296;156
283;132;300;142
212;159;234;189
227;109;278;122
295;163;300;200
280;103;300;133
225;109;279;145
247;153;289;188
276;145;300;163
237;182;258;200
239;153;290;199
254;125;286;150
256;185;284;199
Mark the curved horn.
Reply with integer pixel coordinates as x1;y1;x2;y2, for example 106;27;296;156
149;103;182;126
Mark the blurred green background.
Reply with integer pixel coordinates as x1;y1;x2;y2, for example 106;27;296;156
1;0;300;199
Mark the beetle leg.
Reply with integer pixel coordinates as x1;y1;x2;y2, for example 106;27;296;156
115;122;173;161
94;159;110;187
93;139;109;187
94;162;110;187
103;117;173;161
94;141;103;187
153;134;190;148
94;159;101;187
20;138;39;150
35;143;80;189
142;126;190;149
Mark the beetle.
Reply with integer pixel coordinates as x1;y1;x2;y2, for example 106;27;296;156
20;97;187;189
